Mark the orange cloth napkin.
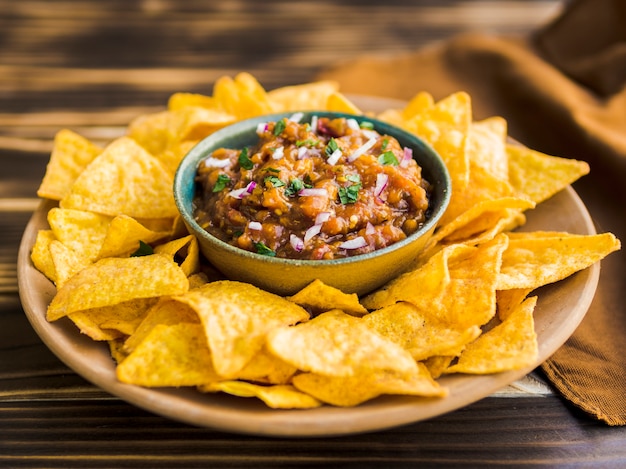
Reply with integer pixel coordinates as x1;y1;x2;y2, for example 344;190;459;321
318;0;626;426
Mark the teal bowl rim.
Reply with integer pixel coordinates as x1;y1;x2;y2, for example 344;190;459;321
173;111;451;268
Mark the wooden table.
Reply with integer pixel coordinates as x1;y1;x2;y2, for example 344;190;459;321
2;1;626;466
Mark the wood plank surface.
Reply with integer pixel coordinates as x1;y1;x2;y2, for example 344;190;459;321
3;1;626;467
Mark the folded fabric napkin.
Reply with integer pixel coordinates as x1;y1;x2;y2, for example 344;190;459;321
317;0;626;426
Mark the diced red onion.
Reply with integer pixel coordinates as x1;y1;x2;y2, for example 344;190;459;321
304;223;322;242
310;115;318;134
256;122;268;135
400;147;413;168
339;236;367;250
246;181;257;193
272;146;284;160
228;181;256;199
228;188;248;199
290;234;304;252
346;118;360;131
289;112;304;123
248;221;262;231
298;188;327;197
201;156;231;168
347;137;377;162
297;146;309;159
374;173;388;198
362;129;378;140
365;222;376;235
326;148;342;165
315;211;331;224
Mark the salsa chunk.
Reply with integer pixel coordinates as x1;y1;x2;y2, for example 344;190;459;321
194;116;431;260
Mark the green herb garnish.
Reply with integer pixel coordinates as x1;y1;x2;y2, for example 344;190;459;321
325;138;339;157
296;139;317;147
212;174;231;192
338;175;361;204
254;242;276;257
378;151;399;166
359;121;374;130
381;138;389;150
285;178;305;197
273;120;286;136
130;240;154;257
238;147;254;170
264;175;285;187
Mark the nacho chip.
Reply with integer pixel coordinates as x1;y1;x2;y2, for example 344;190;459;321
68;297;157;341
364;235;507;329
468;117;508;182
153;234;200;277
168;92;216;111
174;281;309;378
60;137;178;219
48;207;112;262
200;381;322;409
47;254;189;321
267;80;340;111
37;129;102;201
96;215;172;260
213;72;276;119
117;323;220;387
49;239;92;287
446;296;538;374
233;347;298;384
325;92;362;114
288;279;368;317
124;297;200;354
30;230;57;283
292;363;446;407
506;144;590;204
267;309;418;377
363;302;481;361
497;231;621;290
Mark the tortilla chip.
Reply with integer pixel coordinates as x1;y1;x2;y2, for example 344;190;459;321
60;137;178;219
288;279;368;317
200;381;322;409
37;129;102;200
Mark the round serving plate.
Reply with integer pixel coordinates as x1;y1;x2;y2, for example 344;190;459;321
17;95;599;437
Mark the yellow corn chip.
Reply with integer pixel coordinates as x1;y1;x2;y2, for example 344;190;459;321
325;92;362;114
37;129;102;201
60;137;178;219
200;381;322;409
268;80;339;111
153;234;200;277
30;230;57;283
507;144;590;204
293;363;446;407
446;296;538;374
497;231;621;290
267;309;418;377
288;279;368;317
47;254;189;321
174;280;309;378
363;302;481;361
117;323;220;387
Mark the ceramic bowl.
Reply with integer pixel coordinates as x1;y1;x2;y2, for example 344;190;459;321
174;111;450;296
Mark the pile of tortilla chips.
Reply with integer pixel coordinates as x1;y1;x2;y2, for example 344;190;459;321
31;72;620;409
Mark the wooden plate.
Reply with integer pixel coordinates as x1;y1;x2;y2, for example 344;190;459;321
17;96;599;437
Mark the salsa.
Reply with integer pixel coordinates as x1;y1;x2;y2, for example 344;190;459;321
193;116;431;260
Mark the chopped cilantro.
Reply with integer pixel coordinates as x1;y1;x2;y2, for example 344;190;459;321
238;147;254;170
265;167;280;173
285;178;305;197
212;174;231;192
131;240;153;257
254;242;276;257
264;175;285;187
381;138;389;150
325;138;339;157
273;120;286;136
296;139;317;147
339;175;361;204
378;151;399;166
359;121;374;130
